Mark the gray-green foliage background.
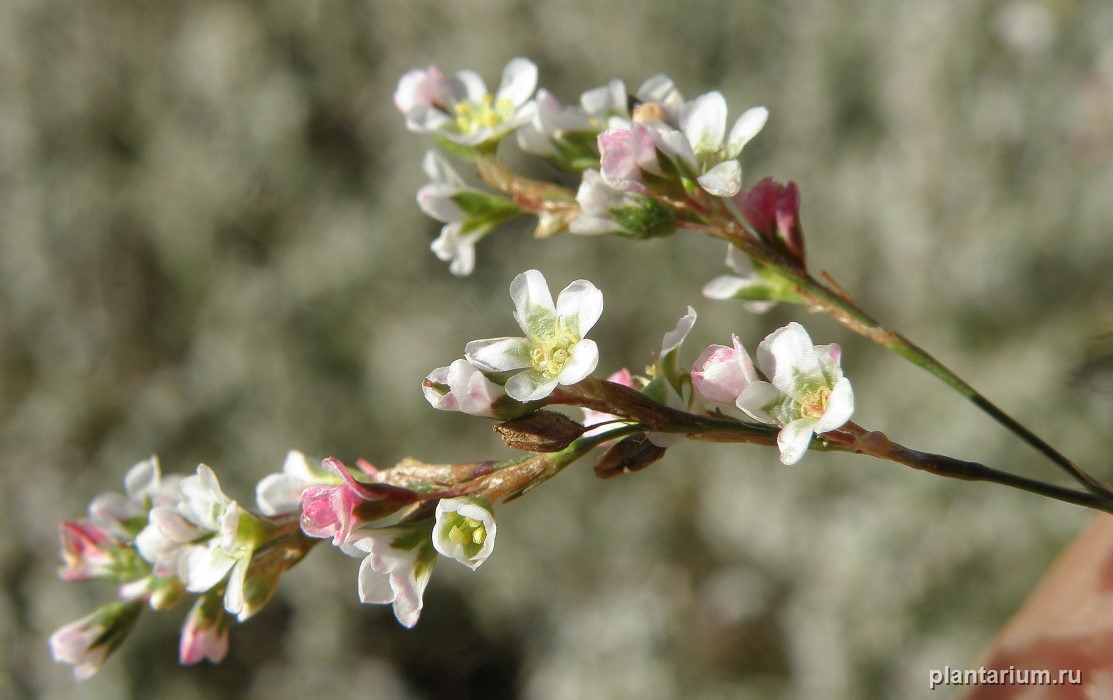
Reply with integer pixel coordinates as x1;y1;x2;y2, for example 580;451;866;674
4;1;1113;698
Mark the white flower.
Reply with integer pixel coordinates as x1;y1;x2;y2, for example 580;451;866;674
432;497;496;570
418;150;520;276
255;450;321;516
465;269;602;402
135;465;269;618
641;307;698;448
654;91;768;197
87;456;182;539
701;244;787;313
341;526;438;628
516;81;629;168
395;58;538;146
691;322;854;465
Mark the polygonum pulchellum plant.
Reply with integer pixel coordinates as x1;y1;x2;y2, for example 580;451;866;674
50;56;1113;681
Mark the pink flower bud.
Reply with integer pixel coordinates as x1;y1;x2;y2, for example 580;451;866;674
734;178;806;266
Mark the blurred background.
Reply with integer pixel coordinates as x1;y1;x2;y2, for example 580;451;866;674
3;0;1113;698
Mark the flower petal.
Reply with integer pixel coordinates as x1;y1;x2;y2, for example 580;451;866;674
420;149;465;188
496;57;538;107
510;269;557;338
726;106;769;156
556;338;599;386
357;553;396;605
417;182;466;222
180;546;237;593
777;418;819;465
431;223;476;276
635;74;684;122
697;160;742;197
735;380;784;425
505;369;560;402
465;336;533;373
660;306;697;355
123;457;160;503
681;91;727;153
555;279;603;337
815;377;854;433
450;69;487;103
756;322;824;399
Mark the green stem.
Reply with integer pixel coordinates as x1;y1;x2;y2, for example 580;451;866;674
832;424;1113;515
715;227;1113;502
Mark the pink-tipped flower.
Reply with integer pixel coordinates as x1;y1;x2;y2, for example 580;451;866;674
692;334;763;409
597;121;663;192
57;520;146;583
50;600;145;681
422;358;509;418
734;178;806;267
299;458;419;545
394;58;538;146
179;592;231;666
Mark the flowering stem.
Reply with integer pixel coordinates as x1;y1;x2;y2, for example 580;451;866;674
798;268;1113;501
710;222;1113;502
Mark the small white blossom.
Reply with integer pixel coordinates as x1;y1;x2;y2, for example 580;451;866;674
178;593;231;666
432;497;496;570
136;465;269;618
465;269;602;402
655;91;768;196
255;450;320;516
517;81;629;168
418;150;520;276
341;526;438;628
395;58;538;146
702;245;779;313
569;169;674;237
87;456;182;539
50;600;145;681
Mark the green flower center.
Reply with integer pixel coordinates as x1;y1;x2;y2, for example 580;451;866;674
799;386;831;420
446;515;487;558
529;325;578;378
454;94;514;134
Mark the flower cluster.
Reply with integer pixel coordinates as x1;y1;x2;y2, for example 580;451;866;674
51;450;502;678
396;58;776;272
